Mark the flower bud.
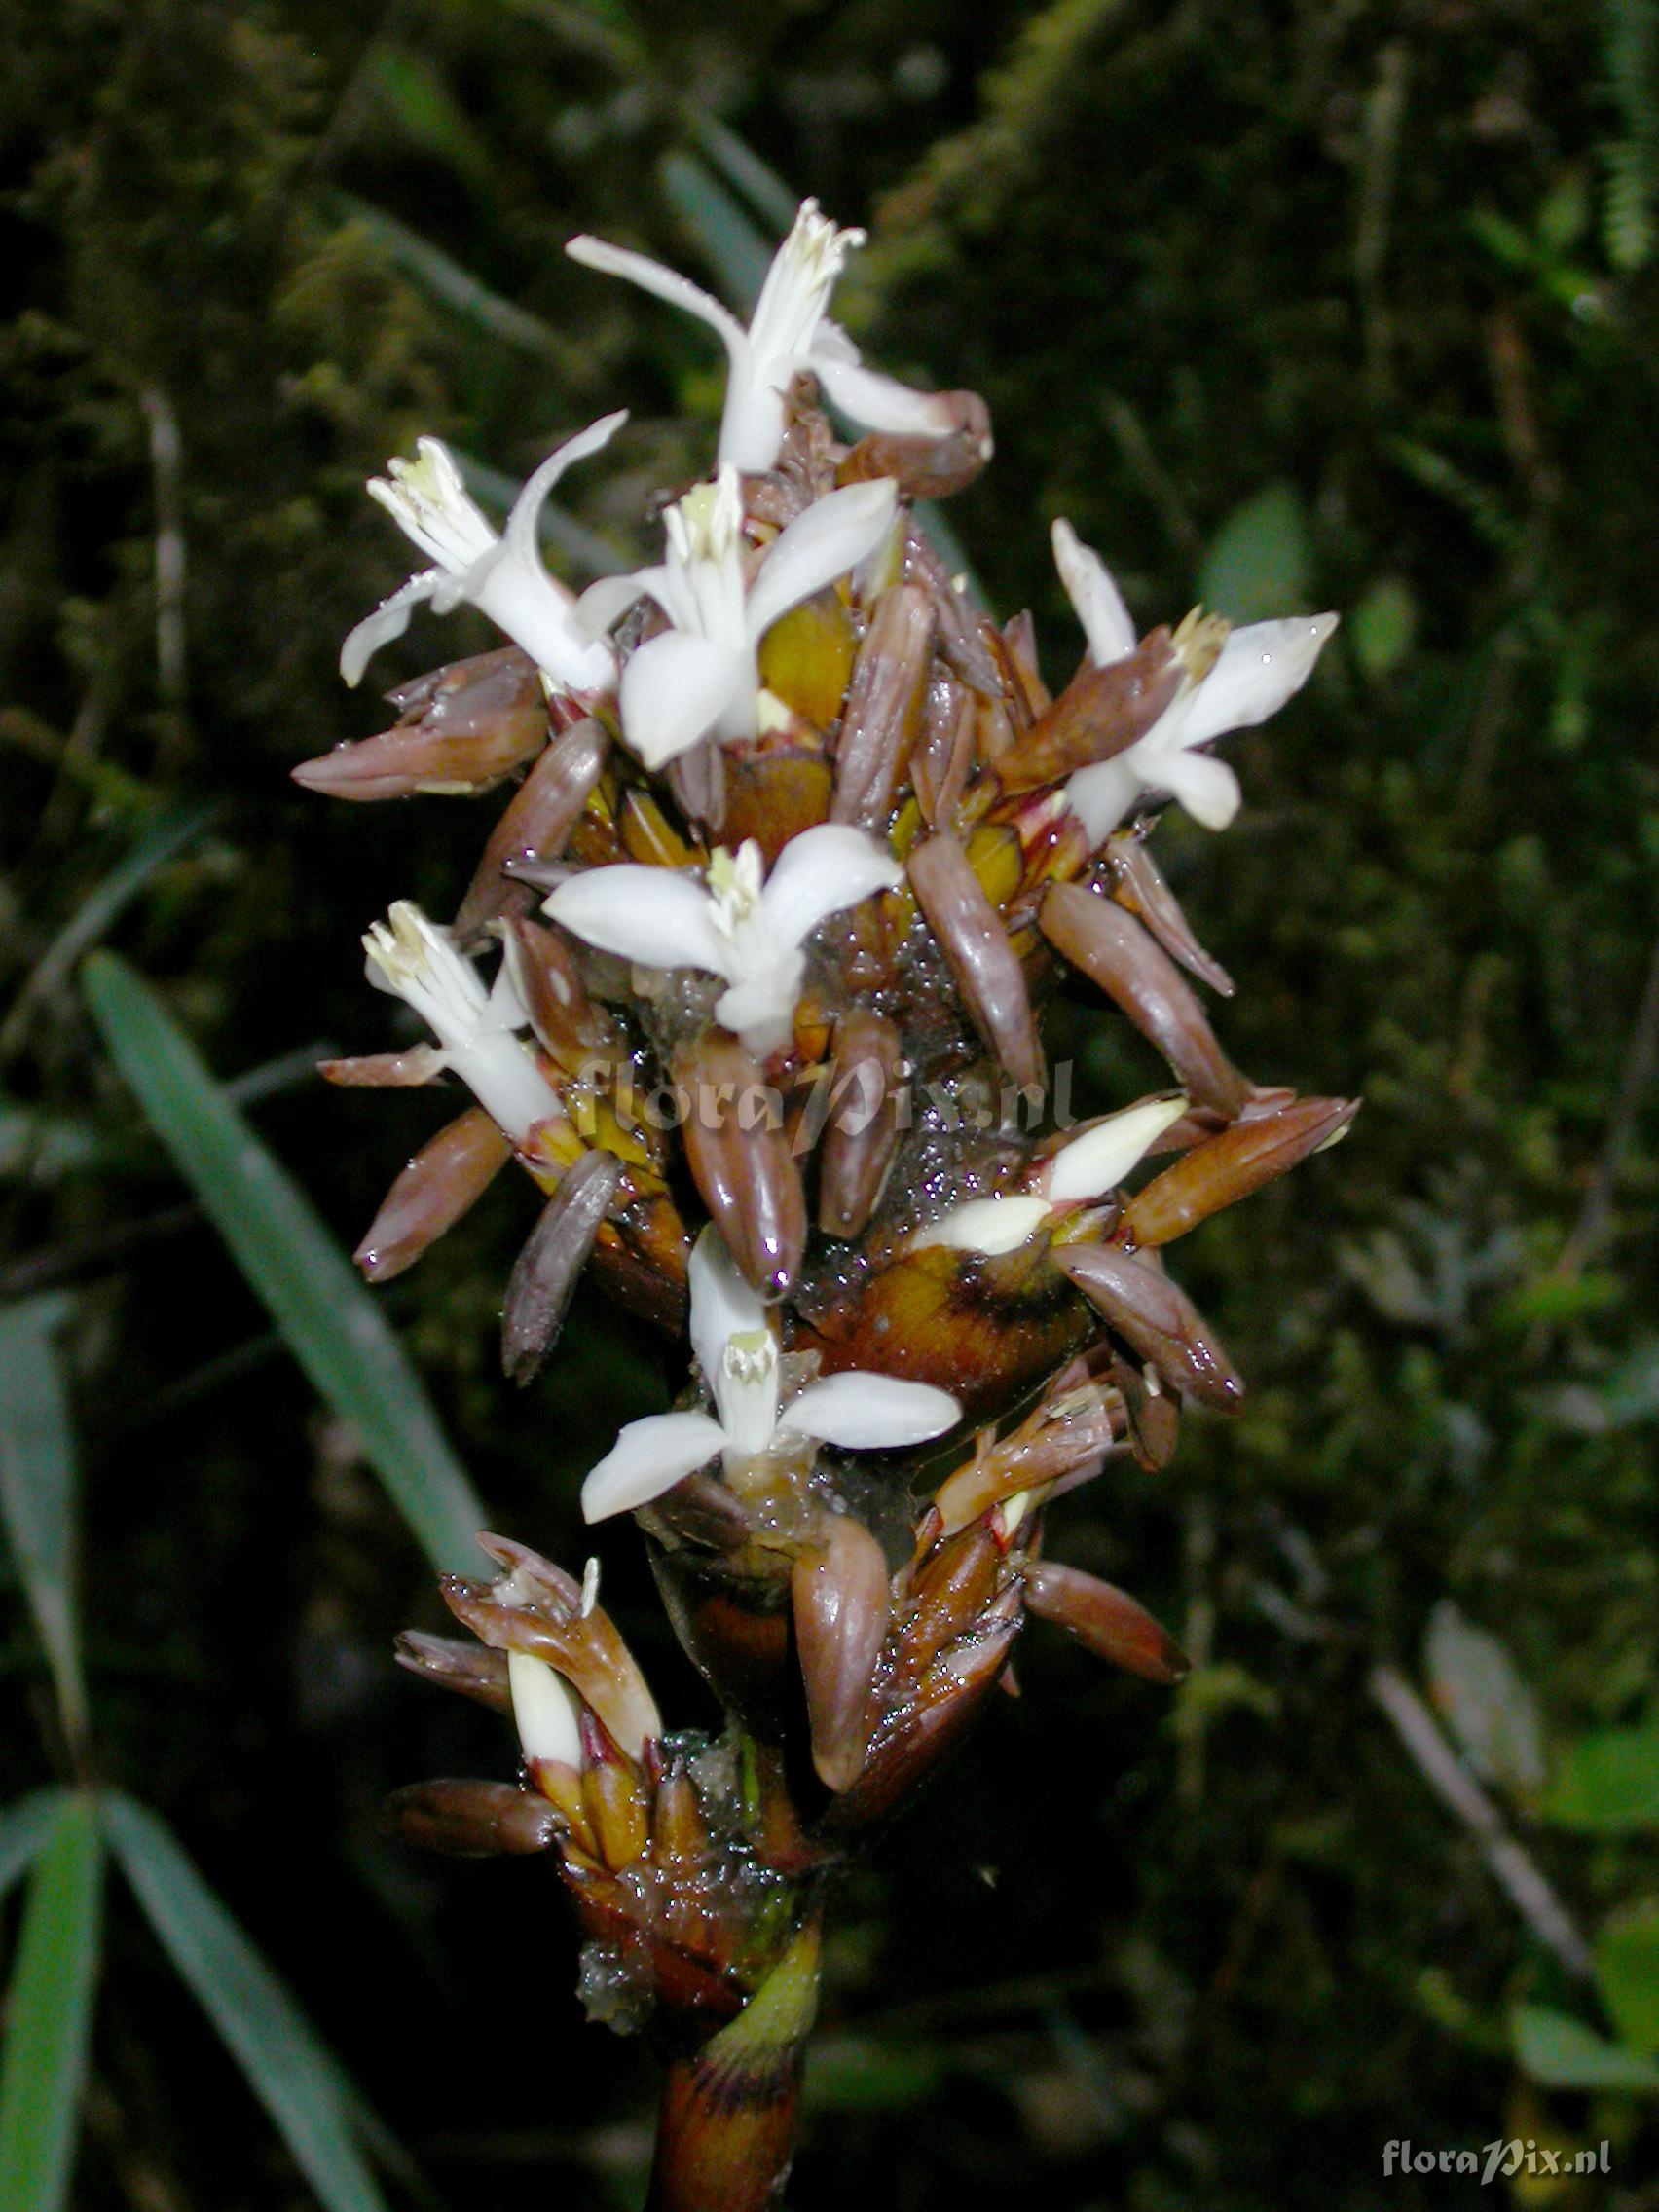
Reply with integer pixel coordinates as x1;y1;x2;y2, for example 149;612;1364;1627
1121;1095;1359;1246
1022;1560;1189;1683
1054;1243;1243;1411
453;715;608;941
674;1030;806;1298
792;1517;892;1791
501;1149;624;1382
293;646;548;802
354;1107;511;1281
997;630;1181;795
384;1778;564;1856
830;584;934;831
1041;881;1249;1118
836;390;994;500
907;832;1045;1092
817;1010;903;1239
1103;831;1235;995
393;1631;510;1713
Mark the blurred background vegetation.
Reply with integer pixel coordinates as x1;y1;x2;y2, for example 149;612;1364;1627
3;0;1659;2205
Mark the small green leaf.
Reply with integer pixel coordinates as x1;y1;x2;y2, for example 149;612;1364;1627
101;1795;394;2212
1593;1904;1659;2055
0;1792;68;1903
1198;482;1313;623
1544;1720;1659;1832
81;953;485;1575
1512;2004;1659;2093
1349;574;1418;680
0;1298;87;1742
0;1795;103;2212
1424;1601;1544;1801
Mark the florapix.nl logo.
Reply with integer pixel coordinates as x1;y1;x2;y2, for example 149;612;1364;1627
1382;2139;1611;2184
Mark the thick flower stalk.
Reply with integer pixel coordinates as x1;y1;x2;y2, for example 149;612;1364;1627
299;193;1353;2211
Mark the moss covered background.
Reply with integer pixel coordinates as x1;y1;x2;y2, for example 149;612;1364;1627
4;1;1658;2205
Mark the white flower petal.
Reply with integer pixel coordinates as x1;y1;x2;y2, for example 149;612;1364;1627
810;336;967;441
1154;748;1242;830
759;825;903;950
470;549;614;695
502;412;628;570
713;964;806;1060
618;630;749;768
911;1195;1052;1255
1178;613;1339;748
1063;757;1141;845
566;236;747;356
507;1651;584;1769
339;571;442;687
575;567;667;638
688;1227;767;1401
362;902;558;1141
1051;520;1137;666
544;865;728;977
580;1411;726;1522
784;1372;960;1450
1041;1095;1189;1204
369;438;496;573
744;480;899;643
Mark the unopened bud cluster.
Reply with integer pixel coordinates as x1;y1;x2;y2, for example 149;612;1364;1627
297;197;1354;2203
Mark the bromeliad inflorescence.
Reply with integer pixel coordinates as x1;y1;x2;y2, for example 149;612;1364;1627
296;192;1354;2212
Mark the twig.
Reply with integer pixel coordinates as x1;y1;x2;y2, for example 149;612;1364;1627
1369;1663;1591;1981
139;387;188;767
1556;912;1659;1274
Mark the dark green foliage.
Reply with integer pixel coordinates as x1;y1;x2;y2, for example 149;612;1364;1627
2;1;1656;2206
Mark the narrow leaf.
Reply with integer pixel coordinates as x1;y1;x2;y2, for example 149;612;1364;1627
338;196;577;371
0;1795;103;2212
660;148;770;311
101;1795;393;2212
81;953;485;1575
0;1791;70;1904
682;109;800;233
0;800;217;1056
0;1298;87;1742
1512;2003;1659;2092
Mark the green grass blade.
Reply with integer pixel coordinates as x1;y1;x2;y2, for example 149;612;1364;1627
0;800;219;1059
0;1791;69;1904
659;148;771;310
101;1794;394;2212
81;953;486;1575
0;1298;87;1743
0;1794;103;2212
338;196;578;371
681;110;799;234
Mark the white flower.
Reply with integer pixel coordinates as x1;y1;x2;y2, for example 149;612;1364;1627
911;1094;1189;1255
575;463;896;770
341;413;627;693
361;901;558;1143
545;827;902;1060
507;1651;584;1770
1051;519;1340;844
568;199;962;473
581;1230;960;1522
